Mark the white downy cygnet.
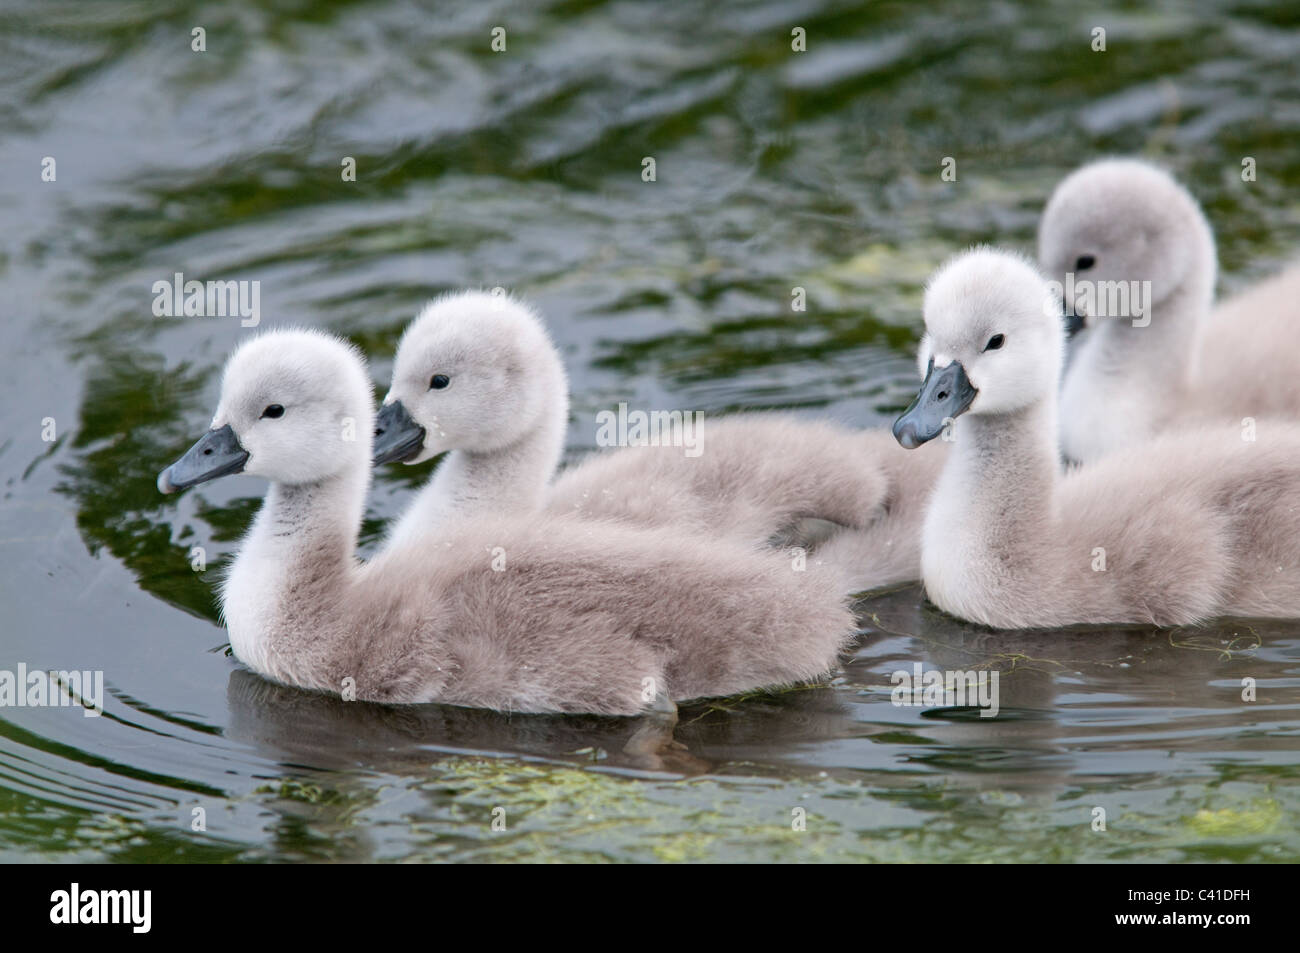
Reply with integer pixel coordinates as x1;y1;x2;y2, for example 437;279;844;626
892;247;1300;629
1039;158;1300;463
157;329;857;714
372;291;946;591
373;293;570;553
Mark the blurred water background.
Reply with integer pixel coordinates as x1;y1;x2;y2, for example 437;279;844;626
1;0;1298;861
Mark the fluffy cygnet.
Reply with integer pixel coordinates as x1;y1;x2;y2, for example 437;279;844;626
894;248;1300;629
1039;158;1300;463
157;329;858;714
374;291;944;591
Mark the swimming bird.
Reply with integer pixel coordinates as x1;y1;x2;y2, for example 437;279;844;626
373;291;945;591
892;247;1300;629
157;329;857;714
1038;158;1300;463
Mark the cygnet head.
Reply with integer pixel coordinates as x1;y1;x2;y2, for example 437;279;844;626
893;248;1063;448
1037;158;1216;335
373;290;567;466
158;329;373;493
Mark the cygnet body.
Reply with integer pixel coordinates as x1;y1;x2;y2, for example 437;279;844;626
158;329;856;714
374;291;944;591
893;248;1300;629
1039;158;1300;463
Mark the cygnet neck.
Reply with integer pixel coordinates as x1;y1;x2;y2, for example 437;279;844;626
944;397;1060;540
1080;256;1214;393
222;450;371;683
384;382;567;552
434;407;566;516
262;464;369;557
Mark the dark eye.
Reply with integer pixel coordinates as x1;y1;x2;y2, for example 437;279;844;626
261;404;284;419
1075;255;1096;271
429;374;450;390
984;334;1005;351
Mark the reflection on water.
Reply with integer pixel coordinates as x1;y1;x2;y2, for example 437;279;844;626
1;0;1298;861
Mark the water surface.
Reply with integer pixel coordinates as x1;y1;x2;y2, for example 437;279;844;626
1;0;1298;862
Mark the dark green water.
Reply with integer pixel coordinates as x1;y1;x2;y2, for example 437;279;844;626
1;0;1298;862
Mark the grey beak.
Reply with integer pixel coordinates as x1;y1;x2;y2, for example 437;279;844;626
158;424;249;494
1063;306;1086;337
372;400;426;466
892;359;978;449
